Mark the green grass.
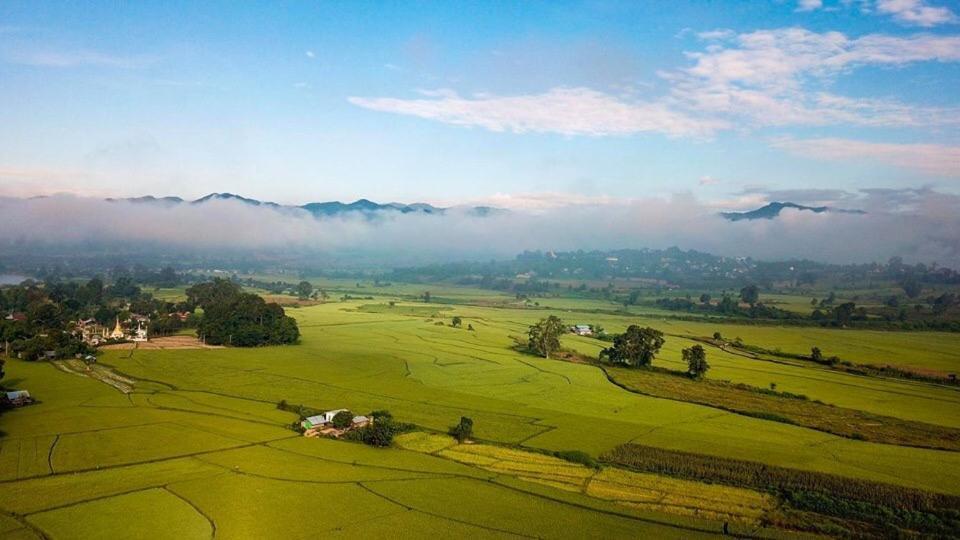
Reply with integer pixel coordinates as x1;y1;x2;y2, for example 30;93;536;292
27;488;213;540
602;364;960;450
1;286;959;538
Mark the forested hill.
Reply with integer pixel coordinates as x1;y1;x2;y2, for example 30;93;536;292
387;248;960;289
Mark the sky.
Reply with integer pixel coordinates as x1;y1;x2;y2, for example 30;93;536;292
1;0;957;210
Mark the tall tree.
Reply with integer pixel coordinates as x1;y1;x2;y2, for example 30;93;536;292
527;315;565;358
601;326;665;368
296;281;313;300
739;285;759;306
683;345;709;378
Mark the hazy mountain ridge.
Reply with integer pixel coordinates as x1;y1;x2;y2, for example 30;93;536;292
721;201;866;221
107;192;499;217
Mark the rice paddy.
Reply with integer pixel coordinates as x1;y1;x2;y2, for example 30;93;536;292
1;288;958;538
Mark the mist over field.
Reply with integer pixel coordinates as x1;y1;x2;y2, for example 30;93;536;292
2;190;957;266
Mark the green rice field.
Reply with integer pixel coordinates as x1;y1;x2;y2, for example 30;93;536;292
2;290;959;538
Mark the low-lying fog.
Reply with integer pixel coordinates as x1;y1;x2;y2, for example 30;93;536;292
1;189;957;267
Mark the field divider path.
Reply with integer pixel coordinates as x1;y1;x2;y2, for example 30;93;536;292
355;481;539;539
0;435;300;485
162;486;217;539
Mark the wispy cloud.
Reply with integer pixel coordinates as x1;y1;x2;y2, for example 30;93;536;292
875;0;956;27
771;137;960;176
4;48;154;68
699;175;722;186
667;28;960;128
350;28;960;138
349;87;727;138
802;1;957;26
796;0;824;12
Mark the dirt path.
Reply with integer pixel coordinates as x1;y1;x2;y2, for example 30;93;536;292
52;360;135;394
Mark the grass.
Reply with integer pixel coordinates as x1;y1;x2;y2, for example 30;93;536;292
602;364;960;450
1;284;959;538
26;488;213;540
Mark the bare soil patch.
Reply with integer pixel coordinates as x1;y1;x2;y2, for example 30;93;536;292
100;335;224;351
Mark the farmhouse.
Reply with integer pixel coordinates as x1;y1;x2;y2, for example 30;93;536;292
3;390;33;407
572;324;593;336
301;409;372;437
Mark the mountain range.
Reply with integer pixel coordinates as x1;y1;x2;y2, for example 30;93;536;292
107;193;499;217
720;201;866;221
106;194;865;222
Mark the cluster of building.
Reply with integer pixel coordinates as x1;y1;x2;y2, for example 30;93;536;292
571;324;593;336
300;409;371;438
76;317;148;346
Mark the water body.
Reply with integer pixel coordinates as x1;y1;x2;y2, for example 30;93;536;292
0;274;30;285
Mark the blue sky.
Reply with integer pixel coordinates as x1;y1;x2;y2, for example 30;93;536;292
1;0;958;208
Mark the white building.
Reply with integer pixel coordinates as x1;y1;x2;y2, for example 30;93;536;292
573;324;593;336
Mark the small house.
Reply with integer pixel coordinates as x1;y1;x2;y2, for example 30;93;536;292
572;324;593;336
3;390;33;407
352;415;371;428
301;414;327;430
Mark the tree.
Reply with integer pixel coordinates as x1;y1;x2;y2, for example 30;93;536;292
422;291;431;303
683;345;709;378
527;315;565;358
332;410;354;429
902;278;922;299
810;347;823;362
739;285;759;306
187;279;299;347
450;416;473;442
451;316;462;328
467;324;475;331
296;281;313;300
600;326;664;368
699;293;711;304
712;331;722;340
157;267;179;287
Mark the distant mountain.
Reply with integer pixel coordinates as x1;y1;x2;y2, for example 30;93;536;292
190;192;280;208
107;193;497;217
106;195;184;205
721;201;865;221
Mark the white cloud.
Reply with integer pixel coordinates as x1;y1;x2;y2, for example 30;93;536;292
771;137;960;176
796;0;824;12
305;50;316;58
4;48;153;68
351;28;960;138
349;87;727;138
667;28;960;128
697;29;736;40
699;175;722;186
875;0;956;26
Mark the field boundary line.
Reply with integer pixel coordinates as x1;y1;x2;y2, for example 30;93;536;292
45;435;59;475
0;435;299;485
0;508;50;540
356;481;538;539
163;486;217;539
